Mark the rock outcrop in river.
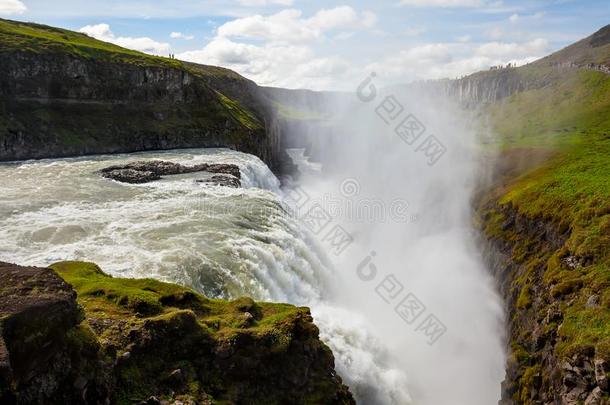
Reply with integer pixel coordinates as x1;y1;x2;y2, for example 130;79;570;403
100;160;241;186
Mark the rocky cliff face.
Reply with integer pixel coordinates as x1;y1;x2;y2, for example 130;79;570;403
480;202;610;405
425;25;610;108
410;66;562;108
436;69;534;106
0;50;279;167
0;261;354;405
0;18;286;169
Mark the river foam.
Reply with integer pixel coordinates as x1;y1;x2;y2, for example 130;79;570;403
0;147;411;403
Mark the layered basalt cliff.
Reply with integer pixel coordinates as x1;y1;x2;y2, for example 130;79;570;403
471;25;610;404
418;24;610;108
481;203;610;404
0;19;281;169
0;261;354;405
477;127;610;404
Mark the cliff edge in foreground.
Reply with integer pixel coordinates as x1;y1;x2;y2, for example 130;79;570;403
0;261;354;405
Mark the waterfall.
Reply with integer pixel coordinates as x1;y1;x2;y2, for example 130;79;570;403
0;147;410;403
275;78;507;404
0;90;507;404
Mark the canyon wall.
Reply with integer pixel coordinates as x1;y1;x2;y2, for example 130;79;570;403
0;50;280;169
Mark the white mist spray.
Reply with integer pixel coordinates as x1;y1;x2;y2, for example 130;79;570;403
281;74;506;404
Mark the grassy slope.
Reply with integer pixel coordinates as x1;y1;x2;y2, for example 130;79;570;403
488;69;610;148
481;67;610;401
50;261;326;404
536;24;610;68
50;261;300;339
0;18;263;132
0;18;240;79
0;18;182;68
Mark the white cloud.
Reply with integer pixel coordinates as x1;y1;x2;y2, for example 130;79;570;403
405;26;426;37
509;11;545;23
177;4;551;90
0;0;26;15
486;27;504;40
366;43;453;80
237;0;294;5
175;5;377;89
366;38;550;84
170;31;195;40
308;6;361;31
334;31;355;40
476;38;549;59
217;6;377;44
399;0;485;7
362;11;378;28
79;24;170;55
178;36;351;90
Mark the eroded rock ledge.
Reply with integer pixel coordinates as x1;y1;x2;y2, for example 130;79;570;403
100;160;241;187
480;203;610;405
0;261;354;405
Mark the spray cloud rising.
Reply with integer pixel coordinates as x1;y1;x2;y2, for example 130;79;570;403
277;73;507;404
0;76;507;404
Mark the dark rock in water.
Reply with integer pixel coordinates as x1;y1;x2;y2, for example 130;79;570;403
196;175;241;188
101;168;161;184
100;160;241;185
101;160;193;176
205;164;241;179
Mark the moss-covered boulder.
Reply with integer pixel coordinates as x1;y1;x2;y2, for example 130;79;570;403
0;261;354;405
0;262;113;404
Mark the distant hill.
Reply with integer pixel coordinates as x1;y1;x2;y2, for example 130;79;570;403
537;24;610;69
434;25;610;108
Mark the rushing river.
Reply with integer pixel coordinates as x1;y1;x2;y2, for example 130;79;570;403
0;147;413;404
0;85;508;404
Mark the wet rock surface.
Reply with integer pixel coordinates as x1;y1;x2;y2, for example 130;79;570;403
100;160;241;186
100;168;162;184
195;175;241;188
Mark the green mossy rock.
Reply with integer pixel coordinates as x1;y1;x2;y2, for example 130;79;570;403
0;261;354;405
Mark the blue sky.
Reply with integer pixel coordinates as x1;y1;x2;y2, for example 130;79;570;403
1;0;609;90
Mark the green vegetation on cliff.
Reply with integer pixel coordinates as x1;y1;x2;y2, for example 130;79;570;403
0;18;253;84
0;18;182;69
479;63;610;403
51;261;303;341
47;261;353;405
0;18;270;163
